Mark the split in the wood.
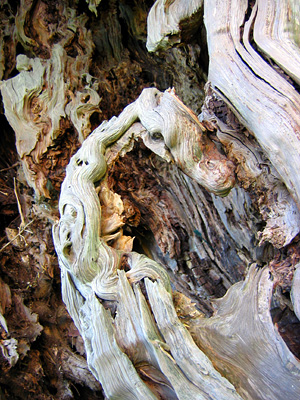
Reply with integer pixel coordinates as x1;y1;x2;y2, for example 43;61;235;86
53;86;300;399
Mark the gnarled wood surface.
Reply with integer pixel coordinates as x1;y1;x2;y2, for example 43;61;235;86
1;2;100;198
53;88;242;399
146;0;203;52
147;0;300;248
203;0;300;210
53;84;300;398
191;265;300;400
1;0;300;398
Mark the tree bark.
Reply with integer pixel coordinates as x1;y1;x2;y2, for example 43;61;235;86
0;1;300;399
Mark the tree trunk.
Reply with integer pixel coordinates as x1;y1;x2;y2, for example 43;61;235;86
0;1;300;399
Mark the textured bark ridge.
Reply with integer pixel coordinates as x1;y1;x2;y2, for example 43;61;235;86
0;3;100;198
203;0;300;210
191;265;300;400
53;86;300;399
53;88;242;399
148;0;300;249
146;0;203;52
1;0;300;399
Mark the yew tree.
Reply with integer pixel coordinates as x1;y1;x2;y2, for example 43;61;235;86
0;1;300;399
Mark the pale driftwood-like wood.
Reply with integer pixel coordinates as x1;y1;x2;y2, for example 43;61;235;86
53;88;242;399
146;0;203;52
146;0;300;247
190;265;300;400
1;3;100;198
53;85;300;398
291;263;300;321
204;0;300;210
145;278;241;399
53;84;300;399
200;83;300;248
0;44;100;197
4;0;300;397
254;0;300;85
53;88;236;303
85;0;102;16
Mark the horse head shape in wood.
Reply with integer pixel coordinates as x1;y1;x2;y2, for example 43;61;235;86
136;88;236;197
52;88;241;399
53;87;236;298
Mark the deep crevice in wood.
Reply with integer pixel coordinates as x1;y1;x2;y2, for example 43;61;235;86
1;0;300;398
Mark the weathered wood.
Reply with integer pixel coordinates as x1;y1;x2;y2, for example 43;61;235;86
2;0;300;398
291;262;300;321
106;125;246;308
200;83;300;248
53;88;243;398
1;1;101;198
204;0;300;210
190;265;300;400
0;44;100;197
147;0;300;246
254;0;300;85
145;278;241;399
146;0;203;52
